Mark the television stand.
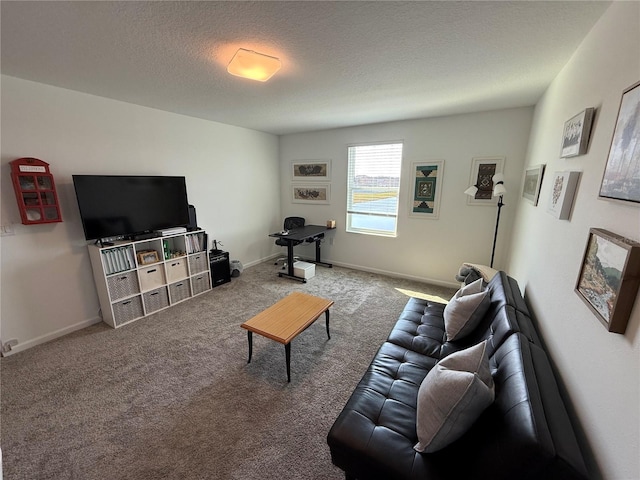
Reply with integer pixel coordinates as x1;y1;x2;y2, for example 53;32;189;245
87;229;212;328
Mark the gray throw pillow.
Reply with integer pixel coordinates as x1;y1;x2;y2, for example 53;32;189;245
444;278;490;341
414;340;495;453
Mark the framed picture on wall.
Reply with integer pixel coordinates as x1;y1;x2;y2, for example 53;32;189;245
560;108;594;158
466;156;505;206
292;183;330;204
547;171;580;220
575;228;640;334
409;160;444;219
522;164;545;206
291;160;331;181
598;80;640;205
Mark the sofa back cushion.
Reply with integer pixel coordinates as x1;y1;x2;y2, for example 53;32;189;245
412;333;588;480
486;271;529;313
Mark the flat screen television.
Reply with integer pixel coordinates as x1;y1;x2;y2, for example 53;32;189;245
72;175;190;241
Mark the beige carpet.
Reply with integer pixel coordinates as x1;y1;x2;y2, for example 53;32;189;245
1;260;456;480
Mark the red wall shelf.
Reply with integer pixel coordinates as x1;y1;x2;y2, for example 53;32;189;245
9;157;63;225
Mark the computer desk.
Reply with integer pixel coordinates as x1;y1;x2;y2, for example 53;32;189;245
269;225;333;282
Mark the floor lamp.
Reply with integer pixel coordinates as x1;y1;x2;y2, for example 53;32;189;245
464;173;506;268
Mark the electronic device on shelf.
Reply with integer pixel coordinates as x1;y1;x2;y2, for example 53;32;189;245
72;175;190;242
158;227;187;236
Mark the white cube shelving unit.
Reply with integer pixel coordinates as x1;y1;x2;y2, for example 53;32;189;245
88;230;211;328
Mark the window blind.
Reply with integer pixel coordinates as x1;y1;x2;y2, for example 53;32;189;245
346;142;403;236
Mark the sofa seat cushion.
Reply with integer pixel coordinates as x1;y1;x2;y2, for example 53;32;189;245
354;341;436;415
327;341;438;478
387;300;448;359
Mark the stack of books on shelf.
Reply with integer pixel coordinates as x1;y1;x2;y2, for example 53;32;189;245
186;234;205;254
102;246;136;274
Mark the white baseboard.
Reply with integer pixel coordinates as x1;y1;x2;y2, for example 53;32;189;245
327;260;460;288
244;253;282;268
1;316;103;357
257;254;460;289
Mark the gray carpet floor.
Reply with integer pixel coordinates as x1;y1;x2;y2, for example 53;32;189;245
1;260;456;480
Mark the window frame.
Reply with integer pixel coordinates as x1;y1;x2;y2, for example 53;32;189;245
346;141;404;238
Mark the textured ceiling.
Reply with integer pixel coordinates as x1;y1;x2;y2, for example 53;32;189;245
1;1;610;135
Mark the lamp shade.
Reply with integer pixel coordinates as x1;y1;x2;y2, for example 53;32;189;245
464;185;479;196
492;172;505;183
227;48;281;82
493;183;507;196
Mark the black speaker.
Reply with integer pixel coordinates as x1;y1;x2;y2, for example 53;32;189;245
188;204;198;230
210;250;231;287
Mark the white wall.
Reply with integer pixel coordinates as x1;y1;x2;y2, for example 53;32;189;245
0;76;280;353
279;107;533;286
2;4;637;476
506;3;639;479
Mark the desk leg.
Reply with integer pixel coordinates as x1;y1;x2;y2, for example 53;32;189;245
247;331;253;363
277;241;307;283
314;239;333;268
287;243;295;276
325;309;331;339
285;342;291;383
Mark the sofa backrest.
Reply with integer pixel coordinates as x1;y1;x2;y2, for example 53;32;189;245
389;273;541;362
443;271;540;358
439;274;587;479
486;271;530;314
422;333;588;480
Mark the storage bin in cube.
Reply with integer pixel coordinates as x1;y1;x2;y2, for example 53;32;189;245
293;261;315;279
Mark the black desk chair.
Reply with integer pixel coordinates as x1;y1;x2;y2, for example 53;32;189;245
274;216;305;269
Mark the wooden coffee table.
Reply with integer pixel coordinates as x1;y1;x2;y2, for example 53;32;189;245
241;291;334;382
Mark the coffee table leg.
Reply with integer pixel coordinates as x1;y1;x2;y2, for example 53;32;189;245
285;342;291;383
325;310;331;339
247;331;253;363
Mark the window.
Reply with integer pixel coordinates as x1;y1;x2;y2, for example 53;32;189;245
347;142;403;237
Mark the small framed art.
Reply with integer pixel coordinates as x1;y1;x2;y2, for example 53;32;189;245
560;108;594;158
575;228;640;334
292;160;331;181
292;183;330;204
599;81;640;204
522;164;545;206
547;171;580;220
409;161;444;219
466;156;505;206
137;250;159;265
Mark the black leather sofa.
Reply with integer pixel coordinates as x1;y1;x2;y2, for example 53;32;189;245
327;272;589;480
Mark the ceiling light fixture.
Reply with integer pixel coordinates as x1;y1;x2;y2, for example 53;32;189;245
227;48;281;82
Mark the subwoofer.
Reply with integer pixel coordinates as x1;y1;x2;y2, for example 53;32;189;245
209;250;231;287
